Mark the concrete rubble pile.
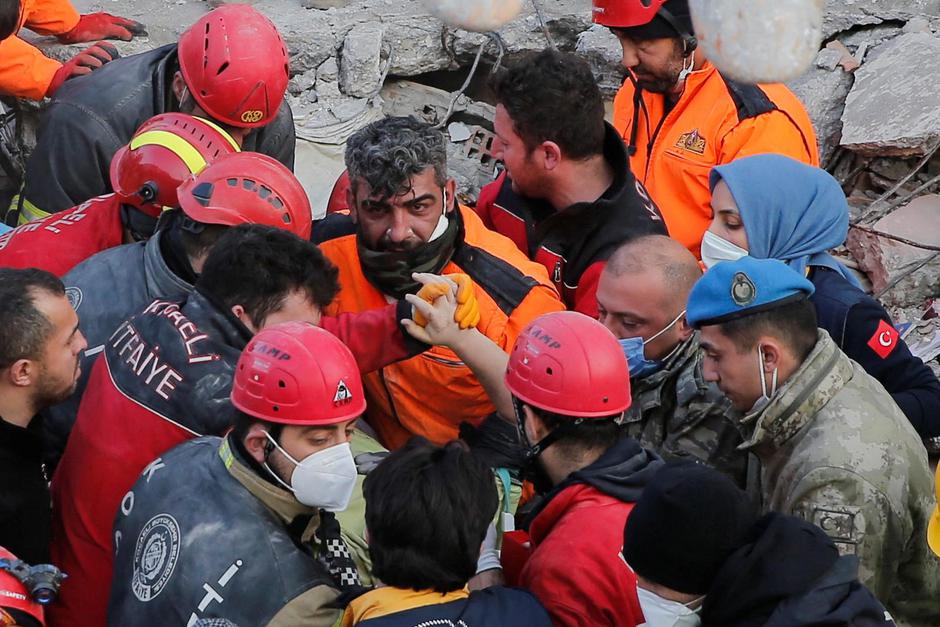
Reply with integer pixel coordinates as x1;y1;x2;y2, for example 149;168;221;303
12;0;940;364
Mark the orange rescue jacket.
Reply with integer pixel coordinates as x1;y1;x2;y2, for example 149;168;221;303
0;0;80;100
613;61;818;257
318;205;564;449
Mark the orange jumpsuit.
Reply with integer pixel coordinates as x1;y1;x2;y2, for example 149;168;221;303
613;61;818;257
0;0;80;100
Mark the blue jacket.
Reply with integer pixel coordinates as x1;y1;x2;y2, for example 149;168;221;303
810;266;940;438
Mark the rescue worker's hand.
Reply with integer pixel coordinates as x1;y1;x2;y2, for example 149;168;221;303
46;42;120;97
403;274;465;348
57;13;147;44
413;272;480;330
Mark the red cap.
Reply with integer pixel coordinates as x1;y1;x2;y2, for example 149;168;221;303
505;311;631;417
231;322;366;425
592;0;668;28
177;4;290;128
175;152;312;240
0;547;44;626
110;113;240;218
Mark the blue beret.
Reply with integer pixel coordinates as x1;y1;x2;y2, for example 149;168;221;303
687;256;815;328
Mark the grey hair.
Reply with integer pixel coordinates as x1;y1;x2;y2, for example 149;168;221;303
344;116;448;200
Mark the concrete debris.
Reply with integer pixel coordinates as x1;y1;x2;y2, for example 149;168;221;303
575;25;625;98
824;40;859;72
846;194;940;307
822;0;940;39
841;32;940;157
339;23;387;98
814;48;844;71
787;60;854;164
380;80;495;127
447;122;473;143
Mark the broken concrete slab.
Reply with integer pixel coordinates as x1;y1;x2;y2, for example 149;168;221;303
788;60;854;164
840;32;940;157
823;0;940;39
339;23;387;98
575;25;624;98
846;194;940;307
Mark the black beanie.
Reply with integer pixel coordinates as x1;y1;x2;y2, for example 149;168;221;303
615;0;693;41
622;460;757;595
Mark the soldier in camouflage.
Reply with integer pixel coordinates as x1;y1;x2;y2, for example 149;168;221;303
688;256;940;626
596;235;748;487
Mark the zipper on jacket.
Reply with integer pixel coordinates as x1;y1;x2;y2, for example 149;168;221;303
552;260;562;285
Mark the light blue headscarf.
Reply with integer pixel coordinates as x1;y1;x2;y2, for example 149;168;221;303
709;154;861;288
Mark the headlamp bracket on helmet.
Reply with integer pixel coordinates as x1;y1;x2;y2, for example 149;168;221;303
0;559;66;605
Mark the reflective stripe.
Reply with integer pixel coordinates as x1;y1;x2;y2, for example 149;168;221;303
130;131;208;174
192;116;241;152
18;196;50;225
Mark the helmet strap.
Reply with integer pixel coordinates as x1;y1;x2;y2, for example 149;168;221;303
513;397;585;461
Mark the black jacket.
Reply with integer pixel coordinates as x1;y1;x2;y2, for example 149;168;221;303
703;513;894;627
810;266;940;438
0;416;49;564
13;43;295;221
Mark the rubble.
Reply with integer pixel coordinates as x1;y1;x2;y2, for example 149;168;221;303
840;32;940;157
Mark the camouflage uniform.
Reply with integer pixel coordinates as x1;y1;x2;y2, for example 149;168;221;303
741;330;940;626
622;333;750;488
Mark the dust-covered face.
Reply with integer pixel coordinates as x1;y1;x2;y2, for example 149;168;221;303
614;33;687;94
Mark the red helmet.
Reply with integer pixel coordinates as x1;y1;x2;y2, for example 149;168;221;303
177;5;290;129
592;0;667;28
110;113;240;218
231;322;366;425
505;311;631;418
0;547;44;627
175;152;312;240
326;170;351;215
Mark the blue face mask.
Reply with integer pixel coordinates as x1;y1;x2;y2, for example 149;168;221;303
618;310;686;379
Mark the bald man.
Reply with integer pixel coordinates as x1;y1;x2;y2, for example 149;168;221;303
596;235;749;487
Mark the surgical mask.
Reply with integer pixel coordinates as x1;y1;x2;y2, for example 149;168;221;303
263;434;358;511
636;587;703;627
618;310;686;379
748;345;778;415
428;187;450;241
700;230;748;269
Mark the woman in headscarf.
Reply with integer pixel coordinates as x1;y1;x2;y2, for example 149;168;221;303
700;153;940;439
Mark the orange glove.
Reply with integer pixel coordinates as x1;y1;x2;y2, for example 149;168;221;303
46;42;119;97
414;273;481;330
57;13;147;44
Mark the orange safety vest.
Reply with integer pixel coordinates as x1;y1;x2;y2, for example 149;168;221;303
0;0;80;100
318;205;564;449
613;61;818;257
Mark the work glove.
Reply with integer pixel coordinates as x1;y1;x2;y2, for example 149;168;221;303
46;42;119;97
57;13;147;44
413;273;481;329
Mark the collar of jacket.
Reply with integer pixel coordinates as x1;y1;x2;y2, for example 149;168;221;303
631;332;700;393
144;230;195;304
220;434;319;529
155;45;179;113
343;586;470;625
738;330;852;452
185;287;254;351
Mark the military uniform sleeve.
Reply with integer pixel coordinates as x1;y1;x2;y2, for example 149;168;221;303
718;109;818;167
786;466;909;600
245;98;296;171
839;300;940;438
21;0;81;35
20;101;124;219
266;584;342;627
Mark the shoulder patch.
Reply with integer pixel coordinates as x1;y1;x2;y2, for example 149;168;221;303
867;319;900;360
65;286;83;311
719;75;777;122
809;506;860;555
453;243;540;316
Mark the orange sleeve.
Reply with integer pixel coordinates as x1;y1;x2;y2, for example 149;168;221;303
718;108;820;167
20;0;81;35
0;34;61;100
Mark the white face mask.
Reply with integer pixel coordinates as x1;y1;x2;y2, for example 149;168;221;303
637;587;703;627
748;345;778;415
700;230;748;269
428;187;450;241
264;434;358;512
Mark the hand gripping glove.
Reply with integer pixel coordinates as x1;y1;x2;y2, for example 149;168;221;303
413;273;481;330
57;13;147;44
46;42;119;97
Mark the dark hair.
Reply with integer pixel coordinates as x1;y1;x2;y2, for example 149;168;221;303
179;221;229;262
0;268;66;368
717;298;818;362
363;438;499;593
490;49;605;160
0;0;19;41
196;224;339;328
345;116;447;200
532;407;622;454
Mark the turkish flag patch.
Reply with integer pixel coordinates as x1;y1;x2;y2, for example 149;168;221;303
867;319;900;359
